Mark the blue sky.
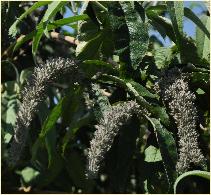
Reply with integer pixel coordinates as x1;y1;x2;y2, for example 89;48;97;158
62;1;207;47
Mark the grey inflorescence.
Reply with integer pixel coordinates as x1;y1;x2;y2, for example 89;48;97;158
86;100;144;179
156;68;206;174
8;57;78;166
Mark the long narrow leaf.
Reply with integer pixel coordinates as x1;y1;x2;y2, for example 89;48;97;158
9;1;51;37
184;7;210;39
147;11;176;42
147;117;178;192
13;14;89;53
167;1;184;62
32;1;68;57
120;2;149;70
196;15;210;63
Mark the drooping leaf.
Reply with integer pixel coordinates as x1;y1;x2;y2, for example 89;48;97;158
144;145;162;162
120;2;149;69
174;170;210;193
147;117;178;191
184;7;210;39
8;1;50;37
107;116;140;192
64;150;95;193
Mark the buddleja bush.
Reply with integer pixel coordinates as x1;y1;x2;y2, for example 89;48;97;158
1;1;210;194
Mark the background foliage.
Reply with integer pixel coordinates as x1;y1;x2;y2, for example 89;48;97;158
1;1;210;193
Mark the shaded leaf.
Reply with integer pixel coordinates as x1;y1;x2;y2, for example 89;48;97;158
147;117;178;191
76;32;103;61
81;60;117;77
174;170;210;193
120;2;149;69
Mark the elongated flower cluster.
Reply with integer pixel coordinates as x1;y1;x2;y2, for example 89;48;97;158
86;100;145;178
8;57;78;166
156;68;206;174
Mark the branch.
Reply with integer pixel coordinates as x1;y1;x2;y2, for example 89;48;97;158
50;32;79;45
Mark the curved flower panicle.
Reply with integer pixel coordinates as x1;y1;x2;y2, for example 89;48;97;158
86;100;145;178
9;58;78;166
156;68;206;174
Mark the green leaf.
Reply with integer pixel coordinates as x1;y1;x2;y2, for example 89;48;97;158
146;4;167;14
18;167;40;184
147;11;176;42
32;24;44;58
147;117;178;191
196;15;210;63
191;72;209;86
174;170;210;193
91;83;111;120
81;60;117;77
154;47;173;69
76;32;103;60
107;116;140;192
65;151;95;192
32;1;67;57
99;75;151;110
62;113;93;154
150;106;170;126
196;88;205;95
13;14;88;53
8;1;50;37
120;2;149;69
77;19;99;42
144;145;162;162
20;68;33;85
126;80;158;99
167;1;184;62
184;7;210;39
61;86;93;153
43;2;67;23
39;97;65;138
31;97;64;163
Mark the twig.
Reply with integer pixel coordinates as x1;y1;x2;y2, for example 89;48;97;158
50;32;79;45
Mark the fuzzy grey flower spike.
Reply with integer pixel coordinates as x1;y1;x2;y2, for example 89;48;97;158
8;57;78;166
86;100;144;178
156;68;206;174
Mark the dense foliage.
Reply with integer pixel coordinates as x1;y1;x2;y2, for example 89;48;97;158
1;1;210;193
